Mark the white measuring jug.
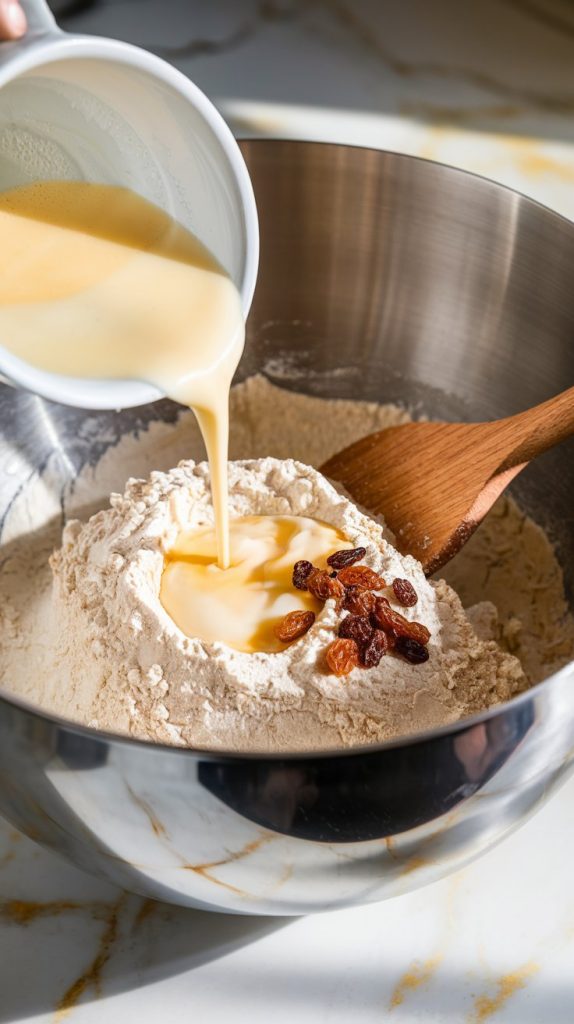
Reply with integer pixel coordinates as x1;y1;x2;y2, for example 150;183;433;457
0;0;258;408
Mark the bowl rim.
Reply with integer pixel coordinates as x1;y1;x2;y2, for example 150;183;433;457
238;136;574;236
1;657;571;762
1;138;573;761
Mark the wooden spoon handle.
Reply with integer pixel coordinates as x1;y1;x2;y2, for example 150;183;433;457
498;384;574;471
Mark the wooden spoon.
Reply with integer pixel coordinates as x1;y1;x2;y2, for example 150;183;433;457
320;386;574;576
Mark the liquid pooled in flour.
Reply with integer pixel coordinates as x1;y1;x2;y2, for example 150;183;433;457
0;180;244;568
161;515;350;652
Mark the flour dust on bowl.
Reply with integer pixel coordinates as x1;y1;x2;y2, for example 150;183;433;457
0;141;573;914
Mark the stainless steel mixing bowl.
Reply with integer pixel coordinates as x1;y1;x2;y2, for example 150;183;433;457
0;140;573;915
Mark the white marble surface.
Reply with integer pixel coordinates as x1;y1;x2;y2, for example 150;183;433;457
2;773;574;1023
2;0;574;1020
56;0;574;218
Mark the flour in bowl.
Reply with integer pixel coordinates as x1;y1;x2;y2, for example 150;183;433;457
0;376;572;751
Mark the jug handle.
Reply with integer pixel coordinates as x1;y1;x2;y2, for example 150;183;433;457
21;0;58;36
0;0;60;71
0;0;60;115
4;0;59;42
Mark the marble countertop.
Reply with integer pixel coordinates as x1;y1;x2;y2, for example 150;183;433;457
3;1;574;1020
55;0;574;219
3;774;572;1024
3;772;574;1023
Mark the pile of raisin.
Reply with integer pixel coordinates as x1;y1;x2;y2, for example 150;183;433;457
288;545;431;672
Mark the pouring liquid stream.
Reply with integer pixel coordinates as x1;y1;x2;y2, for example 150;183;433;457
0;180;350;649
0;181;244;568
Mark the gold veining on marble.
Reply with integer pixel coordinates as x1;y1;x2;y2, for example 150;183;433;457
384;812;462;875
54;894;128;1021
0;852;15;869
0;845;17;870
0;893;132;1017
399;102;526;125
389;954;443;1010
468;962;539;1021
398;854;428;877
500;0;574;39
126;783;169;839
503;139;574;181
266;861;294;895
183;833;277;896
131;896;158;932
423;125;574;182
0;899;89;925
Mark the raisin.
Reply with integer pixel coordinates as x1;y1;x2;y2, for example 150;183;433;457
274;610;315;643
403;620;431;645
343;587;377;617
292;560;314;590
338;614;373;649
337;565;384;590
325;637;360;676
370;596;395;632
307;569;345;606
362;629;390;667
327;546;367;570
392;578;418;607
371;598;431;644
394;635;429;664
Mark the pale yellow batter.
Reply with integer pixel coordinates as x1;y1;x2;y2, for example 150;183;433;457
0;180;244;567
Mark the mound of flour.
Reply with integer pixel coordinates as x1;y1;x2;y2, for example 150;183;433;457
48;457;527;751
